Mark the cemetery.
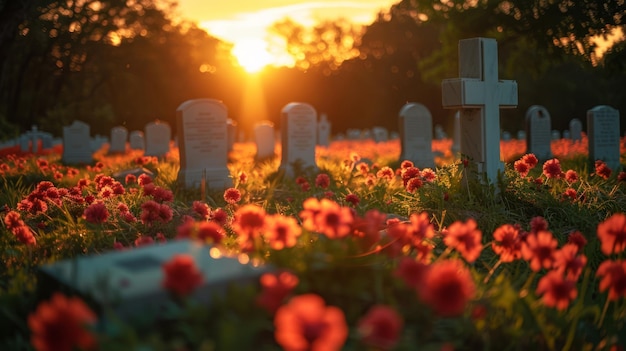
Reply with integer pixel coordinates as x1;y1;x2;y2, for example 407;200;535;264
1;0;626;349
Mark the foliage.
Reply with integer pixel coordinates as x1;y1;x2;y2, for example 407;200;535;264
1;137;625;350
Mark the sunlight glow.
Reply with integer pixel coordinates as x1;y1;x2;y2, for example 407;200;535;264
232;39;274;73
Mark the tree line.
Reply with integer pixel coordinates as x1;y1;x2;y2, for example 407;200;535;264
0;0;624;140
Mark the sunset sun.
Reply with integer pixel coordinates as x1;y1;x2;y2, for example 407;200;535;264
231;39;274;73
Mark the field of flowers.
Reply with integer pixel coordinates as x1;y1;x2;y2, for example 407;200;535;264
1;135;626;351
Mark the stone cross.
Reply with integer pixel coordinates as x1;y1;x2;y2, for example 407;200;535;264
442;37;518;183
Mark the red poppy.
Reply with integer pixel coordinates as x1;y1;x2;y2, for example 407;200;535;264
223;187;242;204
83;201;109;224
357;305;403;350
162;254;203;297
536;270;577;310
597;213;626;255
28;293;97;351
491;224;522;262
274;294;348;351
522;230;557;271
542;158;562;179
420;259;475;317
444;219;482;263
263;214;302;250
596;259;626;301
553;243;587;280
256;271;299;313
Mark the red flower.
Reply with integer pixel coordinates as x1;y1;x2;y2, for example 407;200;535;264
300;198;322;232
13;225;37;246
542;158;562;179
420;259;475;317
405;177;423;193
394;257;429;291
315;173;330;189
28;293;97;351
564;169;579;183
444;219;482;263
256;271;299;313
4;210;24;229
522;231;557;271
596;260;626;301
211;208;228;226
125;174;136;185
138;173;152;186
421;168;436;182
358;305;403;350
400;160;413;169
401;167;421;186
152;186;173;202
530;216;548;233
376;166;395;180
597;213;626;255
176;221;224;244
223;187;242;204
618;172;626;182
514;159;530;177
521;153;539;168
491;224;522;262
562;188;577;201
356;162;370;175
134;235;155;247
567;231;587;252
345;194;360;207
263;214;302;250
594;160;612;179
83;201;109;224
232;204;267;251
554;243;587;280
536;270;577;310
140;200;172;224
162;254;203;296
192;201;210;219
314;199;353;239
274;294;348;351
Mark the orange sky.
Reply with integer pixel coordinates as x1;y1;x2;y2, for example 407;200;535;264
176;0;398;69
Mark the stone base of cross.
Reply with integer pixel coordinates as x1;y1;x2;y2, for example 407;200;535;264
442;37;518;183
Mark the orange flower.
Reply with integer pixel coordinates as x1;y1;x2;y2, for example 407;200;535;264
387;212;434;249
28;293;97;351
274;294;348;351
491;224;522;262
521;230;557;271
542;158;562;179
256;271;299;313
313;199;353;239
264;214;302;250
232;204;267;251
394;257;429;291
162;254;203;297
521;153;539;168
514;159;530;177
553;243;587;280
358;305;403;350
223;187;242;204
299;198;322;232
420;259;475;317
597;213;626;255
536;270;577;310
596;259;626;301
443;219;482;263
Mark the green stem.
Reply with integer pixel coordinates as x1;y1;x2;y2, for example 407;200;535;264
483;259;502;284
562;268;591;351
597;296;611;329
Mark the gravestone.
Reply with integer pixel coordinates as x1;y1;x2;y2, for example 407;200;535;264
398;103;435;168
525;105;553;160
346;129;361;140
254;121;276;160
129;131;145;150
176;99;232;189
62;121;93;164
317;113;331;147
587;105;621;171
41;132;54;149
517;130;526;140
38;240;272;320
90;135;109;152
372;126;389;143
452;111;461;154
501;131;512;141
19;134;30;152
280;102;318;176
569;118;582;142
442;37;518;183
109;126;128;154
563;130;571;139
434;124;447;140
144;120;171;158
551;130;561;140
360;129;373;140
227;119;237;151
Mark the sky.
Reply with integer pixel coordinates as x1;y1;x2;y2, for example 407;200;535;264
175;0;398;70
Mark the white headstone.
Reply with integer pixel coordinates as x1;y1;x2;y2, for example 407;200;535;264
109;126;128;154
317;113;331;147
398;103;435;168
38;240;271;320
62;121;93;164
569;118;582;142
176;99;232;189
129;131;145;150
587;105;621;171
441;37;518;183
254;121;276;160
525;105;553;160
144;121;171;158
372;126;389;143
280;102;318;176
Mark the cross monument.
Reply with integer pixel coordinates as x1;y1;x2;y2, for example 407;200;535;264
442;37;517;183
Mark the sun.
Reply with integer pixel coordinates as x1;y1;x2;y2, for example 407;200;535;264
231;39;274;73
